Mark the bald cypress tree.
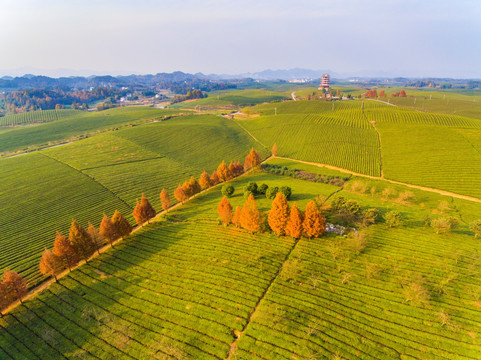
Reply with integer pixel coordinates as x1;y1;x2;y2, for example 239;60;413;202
99;214;116;247
199;171;213;190
69;219;95;262
88;222;104;254
268;192;290;236
112;210;132;239
39;249;62;281
286;203;303;239
1;269;28;305
302;201;326;238
217;196;233;225
160;188;171;211
240;194;263;233
132;193;156;225
53;231;79;271
244;148;261;171
232;206;242;228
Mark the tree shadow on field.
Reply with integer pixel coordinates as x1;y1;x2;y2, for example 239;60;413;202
0;222;202;358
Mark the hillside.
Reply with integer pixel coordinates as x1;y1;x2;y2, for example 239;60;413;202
0;107;185;155
0;114;269;287
1;160;481;359
239;99;481;199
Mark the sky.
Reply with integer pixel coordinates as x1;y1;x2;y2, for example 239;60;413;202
0;0;480;78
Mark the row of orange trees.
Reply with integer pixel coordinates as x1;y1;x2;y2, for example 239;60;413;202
173;148;260;202
217;192;326;239
0;148;262;313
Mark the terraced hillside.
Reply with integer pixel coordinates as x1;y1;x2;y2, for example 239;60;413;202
168;89;290;110
240;99;481;199
238;100;382;176
0;107;184;155
2;167;481;359
364;106;481;199
0;109;81;127
0;114;268;287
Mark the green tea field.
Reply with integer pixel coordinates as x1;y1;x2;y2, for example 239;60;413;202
2;162;481;359
0;114;269;287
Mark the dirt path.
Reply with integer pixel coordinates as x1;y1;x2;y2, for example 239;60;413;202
291;91;297;101
365;98;396;106
273;156;481;203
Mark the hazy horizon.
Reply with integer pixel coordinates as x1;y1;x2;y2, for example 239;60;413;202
1;0;480;79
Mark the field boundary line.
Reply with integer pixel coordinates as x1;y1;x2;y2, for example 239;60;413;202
362;109;384;178
231;117;270;151
40;153;134;210
365;98;397;107
226;237;301;359
273;156;481;203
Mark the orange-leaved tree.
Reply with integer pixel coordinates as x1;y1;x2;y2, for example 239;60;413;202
69;219;96;262
199;171;213;190
286;203;303;239
1;269;28;306
244;148;261;171
132;193;156;225
53;231;79;271
302;200;326;238
160;188;171;211
271;143;278;156
399;89;407;97
174;184;188;203
99;214;117;247
379;90;386;97
88;222;104;254
217;196;233;225
112;210;132;239
228;161;244;177
268;192;290;236
217;161;233;182
240;194;263;233
39;249;62;281
210;170;220;185
232;206;242;227
188;176;201;195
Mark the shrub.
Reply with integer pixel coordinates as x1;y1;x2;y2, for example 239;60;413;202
221;184;235;198
470;219;481;238
258;183;269;195
431;216;459;234
244;190;254;199
384;210;402;227
361;208;379;226
279;186;292;200
266;186;279;199
397;190;416;205
245;182;258;194
381;187;397;201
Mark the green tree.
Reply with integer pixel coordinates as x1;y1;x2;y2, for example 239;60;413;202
221;184;235;198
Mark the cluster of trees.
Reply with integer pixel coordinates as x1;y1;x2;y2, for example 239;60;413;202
171;89;206;104
38;194;158;283
262;164;349;187
174;148;261;203
220;181;292;202
363;89;407;99
218;193;326;239
0;87;123;115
